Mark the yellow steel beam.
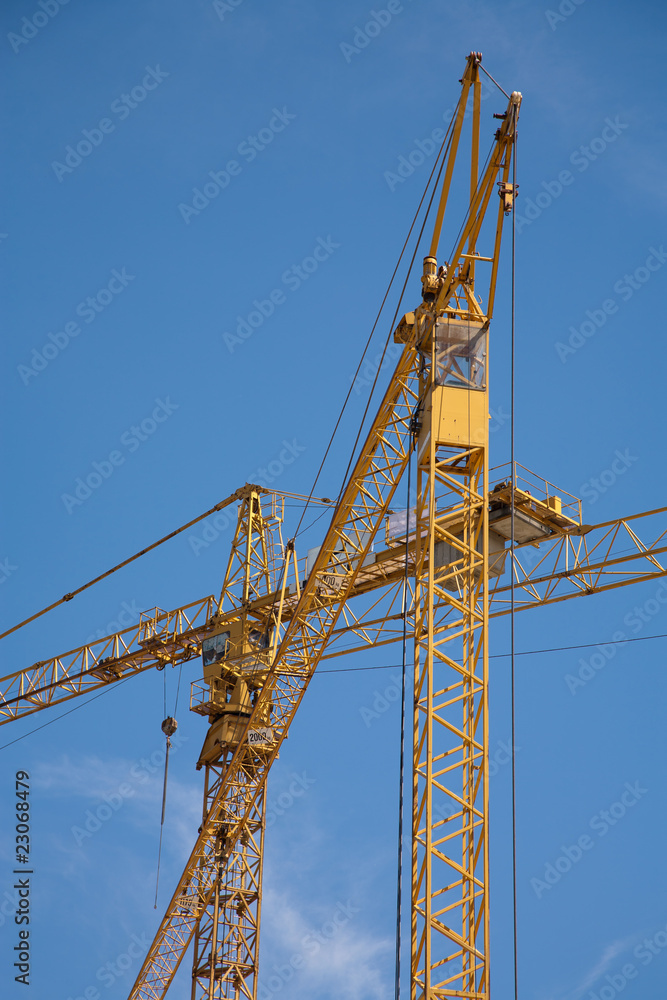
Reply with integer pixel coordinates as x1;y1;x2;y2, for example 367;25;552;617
126;338;422;999
428;53;476;260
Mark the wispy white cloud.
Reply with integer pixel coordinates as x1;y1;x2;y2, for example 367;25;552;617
570;937;635;998
259;885;391;1000
32;752;201;857
544;935;638;1000
259;803;395;1000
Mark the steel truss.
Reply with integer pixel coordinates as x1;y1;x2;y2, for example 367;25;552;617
413;444;489;999
6;53;664;1000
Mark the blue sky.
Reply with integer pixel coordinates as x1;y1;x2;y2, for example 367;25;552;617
2;0;667;998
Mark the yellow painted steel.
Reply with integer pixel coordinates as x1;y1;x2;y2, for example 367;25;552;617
188;490;282;1000
4;53;666;1000
4;498;667;998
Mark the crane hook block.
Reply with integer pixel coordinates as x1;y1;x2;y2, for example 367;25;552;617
161;716;178;738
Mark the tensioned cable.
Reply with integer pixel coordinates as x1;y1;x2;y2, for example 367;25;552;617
328;116;460;515
292;102;461;545
509;102;519;1000
479;63;510;101
352;124;495;590
0;494;250;642
0;677;132;750
394;438;413;1000
445;138;496;273
2;628;666;749
154;729;172;908
317;627;667;669
0;98;459;657
0;82;502;650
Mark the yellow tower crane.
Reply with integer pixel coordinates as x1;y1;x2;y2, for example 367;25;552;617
3;52;667;1000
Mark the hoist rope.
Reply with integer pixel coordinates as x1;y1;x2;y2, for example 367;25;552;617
4;624;667;752
2;97;460;658
293;105;459;545
394;437;413;1000
153;734;172;908
510;101;520;1000
332;119;460;512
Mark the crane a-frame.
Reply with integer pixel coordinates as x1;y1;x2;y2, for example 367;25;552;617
4;52;667;1000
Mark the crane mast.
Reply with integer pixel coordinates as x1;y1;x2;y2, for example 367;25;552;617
7;51;667;1000
399;54;520;998
187;489;283;999
129;51;522;1000
127;294;421;1000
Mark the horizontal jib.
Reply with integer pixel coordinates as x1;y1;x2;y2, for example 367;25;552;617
247;728;274;745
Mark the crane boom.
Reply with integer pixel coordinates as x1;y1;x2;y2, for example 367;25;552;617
127;294;421;998
5;502;667;722
5;53;661;1000
132;52;523;1000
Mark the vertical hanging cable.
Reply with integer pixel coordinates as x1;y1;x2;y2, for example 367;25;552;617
510;104;519;1000
395;434;414;1000
154;716;177;908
